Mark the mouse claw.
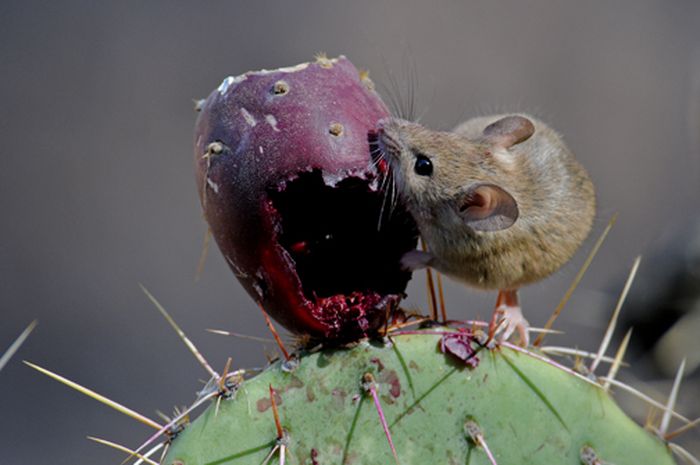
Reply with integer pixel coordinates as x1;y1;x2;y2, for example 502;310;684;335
489;290;530;347
496;305;530;347
400;250;435;271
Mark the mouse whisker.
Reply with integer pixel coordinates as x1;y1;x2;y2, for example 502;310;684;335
377;170;392;231
389;172;399;219
377;80;401;119
377;166;398;232
378;65;410;120
406;56;418;122
368;148;384;170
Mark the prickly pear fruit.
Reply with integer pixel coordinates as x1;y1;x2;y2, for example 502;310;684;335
195;56;418;341
163;331;676;465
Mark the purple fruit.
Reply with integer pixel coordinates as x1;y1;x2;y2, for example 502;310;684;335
194;56;418;340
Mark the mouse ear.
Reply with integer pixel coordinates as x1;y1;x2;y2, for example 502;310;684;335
482;115;535;149
458;183;518;231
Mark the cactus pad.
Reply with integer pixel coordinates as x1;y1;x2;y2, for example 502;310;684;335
163;331;675;465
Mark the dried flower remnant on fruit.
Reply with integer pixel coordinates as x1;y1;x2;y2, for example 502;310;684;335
358;69;375;91
314;52;334;69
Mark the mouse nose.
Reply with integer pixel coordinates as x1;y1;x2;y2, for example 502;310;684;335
376;117;391;132
374;127;385;139
367;127;381;138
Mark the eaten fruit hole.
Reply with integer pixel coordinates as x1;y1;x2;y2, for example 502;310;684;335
268;170;418;302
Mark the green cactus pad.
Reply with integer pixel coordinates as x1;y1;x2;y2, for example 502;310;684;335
163;331;674;465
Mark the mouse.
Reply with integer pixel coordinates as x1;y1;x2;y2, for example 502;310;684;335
374;113;596;345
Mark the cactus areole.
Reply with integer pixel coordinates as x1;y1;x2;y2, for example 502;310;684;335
195;56;418;340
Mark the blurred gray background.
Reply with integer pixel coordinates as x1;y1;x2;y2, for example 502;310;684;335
1;1;699;463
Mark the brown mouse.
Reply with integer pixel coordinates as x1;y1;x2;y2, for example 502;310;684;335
375;114;596;345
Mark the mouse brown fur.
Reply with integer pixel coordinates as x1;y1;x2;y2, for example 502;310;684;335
376;114;596;343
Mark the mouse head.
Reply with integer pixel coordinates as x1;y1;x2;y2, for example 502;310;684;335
375;115;534;232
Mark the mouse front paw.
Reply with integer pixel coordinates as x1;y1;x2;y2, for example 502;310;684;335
400;250;435;271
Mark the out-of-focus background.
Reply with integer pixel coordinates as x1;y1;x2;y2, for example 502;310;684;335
1;1;699;463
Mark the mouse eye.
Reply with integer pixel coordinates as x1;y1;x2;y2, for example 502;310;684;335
413;154;433;176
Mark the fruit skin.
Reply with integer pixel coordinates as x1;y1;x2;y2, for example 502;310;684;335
163;331;676;465
194;56;414;340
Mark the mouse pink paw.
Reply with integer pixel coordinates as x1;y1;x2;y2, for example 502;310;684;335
489;290;530;346
498;305;530;346
493;304;530;346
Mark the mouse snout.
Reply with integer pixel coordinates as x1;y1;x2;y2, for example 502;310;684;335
377;130;401;163
376;117;404;136
374;120;402;163
376;117;391;131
